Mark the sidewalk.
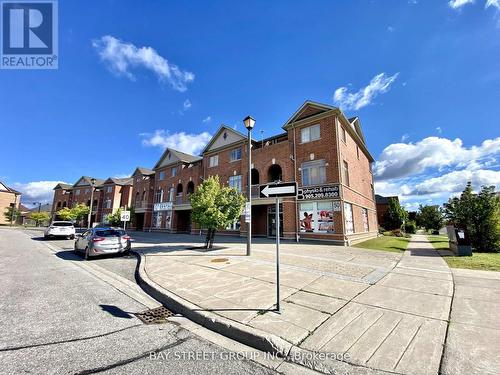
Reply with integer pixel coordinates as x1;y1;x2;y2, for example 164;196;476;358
133;234;452;374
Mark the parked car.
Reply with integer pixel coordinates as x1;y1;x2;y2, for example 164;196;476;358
74;227;131;260
44;221;76;240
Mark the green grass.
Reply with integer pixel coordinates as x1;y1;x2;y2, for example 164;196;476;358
354;235;410;253
428;235;500;272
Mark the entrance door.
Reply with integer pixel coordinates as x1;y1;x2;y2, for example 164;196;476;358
136;213;144;231
267;204;283;237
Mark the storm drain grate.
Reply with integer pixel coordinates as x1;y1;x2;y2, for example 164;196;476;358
135;306;174;324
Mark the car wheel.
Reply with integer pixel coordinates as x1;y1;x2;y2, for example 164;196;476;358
69;235;75;240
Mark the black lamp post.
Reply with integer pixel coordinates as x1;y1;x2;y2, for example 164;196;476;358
243;115;255;256
87;178;96;229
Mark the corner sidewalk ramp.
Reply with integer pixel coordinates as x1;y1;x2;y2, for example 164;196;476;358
134;235;452;375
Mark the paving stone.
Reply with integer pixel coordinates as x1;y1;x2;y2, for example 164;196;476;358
303;276;368;300
392;266;453;281
285;291;347;314
353;284;451;320
451;297;500;329
454;284;500;302
248;312;310;345
378;272;453;297
197;296;258;323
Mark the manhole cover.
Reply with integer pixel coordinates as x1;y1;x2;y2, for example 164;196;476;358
210;258;229;263
135;306;174;324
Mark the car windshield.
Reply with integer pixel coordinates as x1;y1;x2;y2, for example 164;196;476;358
95;230;125;237
52;222;73;227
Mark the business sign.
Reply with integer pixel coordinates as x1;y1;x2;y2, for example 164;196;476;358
259;182;297;198
298;184;340;200
154;202;173;211
1;1;58;69
120;211;130;222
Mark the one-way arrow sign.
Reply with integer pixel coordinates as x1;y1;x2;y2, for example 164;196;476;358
259;182;297;198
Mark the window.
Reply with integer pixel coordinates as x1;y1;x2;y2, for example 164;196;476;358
230;148;242;161
301;124;321;143
104;199;112;209
159;171;165;180
209;155;218;167
171;167;177;177
362;208;369;232
168;187;174;202
301;160;326;186
155;189;163;203
106;186;112;193
299;201;334;233
344;203;354;234
226;221;241;231
341;127;346;143
75;189;81;195
342;161;350;186
229;175;242;192
85;188;90;194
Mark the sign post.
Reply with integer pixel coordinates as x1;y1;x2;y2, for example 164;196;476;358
121;210;130;231
259;181;297;313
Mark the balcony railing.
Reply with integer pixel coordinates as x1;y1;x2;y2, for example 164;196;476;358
134;201;150;209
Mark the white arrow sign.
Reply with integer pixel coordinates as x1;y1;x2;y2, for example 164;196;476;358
260;183;296;198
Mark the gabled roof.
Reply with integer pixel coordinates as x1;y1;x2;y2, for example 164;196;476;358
102;177;133;186
154;148;202;170
282;101;337;129
53;183;73;191
73;176;105;187
0;181;21;195
202;125;248;154
132;167;155;177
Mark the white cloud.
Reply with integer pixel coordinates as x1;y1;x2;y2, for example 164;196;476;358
387;26;395;32
140;130;211;155
92;35;194;92
486;0;500;9
374;136;500;180
449;0;475;9
12;181;66;205
401;134;410;142
436;126;442;134
202;116;212;123
333;72;399;110
183;99;192;111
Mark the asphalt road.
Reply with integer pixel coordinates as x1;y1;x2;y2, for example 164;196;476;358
0;228;279;375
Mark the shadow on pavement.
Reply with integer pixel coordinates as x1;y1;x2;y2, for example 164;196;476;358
99;304;133;319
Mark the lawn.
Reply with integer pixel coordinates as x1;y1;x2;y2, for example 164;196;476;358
354;235;410;253
428;235;500;272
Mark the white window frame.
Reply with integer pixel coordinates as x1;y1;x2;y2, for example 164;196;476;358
301;124;321;143
301;159;326;186
344;203;354;234
171;167;177;177
209;155;219;167
228;175;242;192
230;148;242;162
299;201;335;233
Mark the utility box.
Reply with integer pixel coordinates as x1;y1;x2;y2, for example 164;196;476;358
455;228;472;256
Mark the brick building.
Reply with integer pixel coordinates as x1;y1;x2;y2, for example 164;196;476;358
375;194;399;229
50;100;378;244
0;181;21;225
51;183;73;216
143;101;378;245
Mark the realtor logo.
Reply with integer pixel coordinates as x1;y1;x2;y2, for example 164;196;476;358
1;1;58;69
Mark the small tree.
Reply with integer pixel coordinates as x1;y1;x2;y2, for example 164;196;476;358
416;205;444;232
30;211;50;227
444;183;500;252
190;176;245;249
4;206;20;224
105;208;123;226
56;207;76;221
384;198;408;230
72;204;90;226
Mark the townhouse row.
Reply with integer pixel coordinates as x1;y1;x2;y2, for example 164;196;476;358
51;101;379;245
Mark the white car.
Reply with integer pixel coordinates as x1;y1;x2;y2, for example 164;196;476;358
44;221;76;239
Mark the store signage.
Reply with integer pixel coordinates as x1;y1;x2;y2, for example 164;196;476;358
298;184;340;200
153;202;173;211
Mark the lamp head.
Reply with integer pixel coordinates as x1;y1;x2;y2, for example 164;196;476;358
243;115;255;131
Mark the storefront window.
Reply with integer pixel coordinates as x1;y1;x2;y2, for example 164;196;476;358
299;201;334;233
362;208;369;232
344;203;354;234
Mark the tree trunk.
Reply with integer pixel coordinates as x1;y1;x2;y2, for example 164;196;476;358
204;229;211;249
209;228;216;249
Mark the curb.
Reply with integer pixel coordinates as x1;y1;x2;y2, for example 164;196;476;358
132;250;293;357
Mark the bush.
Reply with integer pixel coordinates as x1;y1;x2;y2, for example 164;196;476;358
378;227;386;234
404;220;417;234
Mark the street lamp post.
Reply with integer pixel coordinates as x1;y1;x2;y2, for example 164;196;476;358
87;178;96;229
243;115;255;256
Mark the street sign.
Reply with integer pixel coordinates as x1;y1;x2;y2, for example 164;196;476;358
259;182;297;198
121;211;131;222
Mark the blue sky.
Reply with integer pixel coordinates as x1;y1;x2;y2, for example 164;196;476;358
1;0;499;209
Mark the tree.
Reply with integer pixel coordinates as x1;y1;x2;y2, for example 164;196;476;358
56;207;75;221
30;211;50;227
56;204;89;225
416;205;444;231
444;183;500;252
4;206;20;224
384;198;408;230
190;176;245;249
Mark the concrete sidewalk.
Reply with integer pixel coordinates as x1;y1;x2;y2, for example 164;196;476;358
134;234;453;374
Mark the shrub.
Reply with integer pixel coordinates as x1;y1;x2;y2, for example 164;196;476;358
404;220;417;234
